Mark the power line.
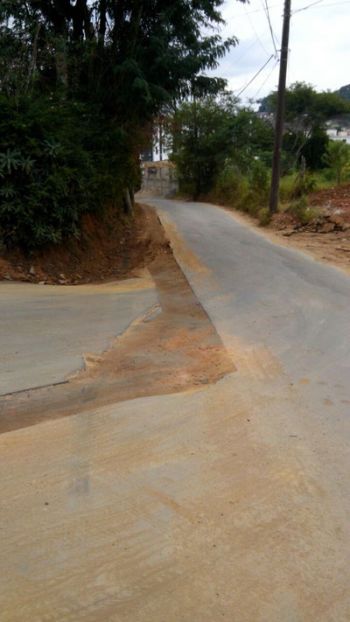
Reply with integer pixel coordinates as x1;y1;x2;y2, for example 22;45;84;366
230;0;349;19
233;36;267;65
293;0;350;11
262;0;279;57
236;55;275;98
252;59;280;100
244;3;270;56
233;0;349;102
293;0;325;12
233;3;281;18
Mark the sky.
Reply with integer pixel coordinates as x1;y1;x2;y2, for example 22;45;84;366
211;0;350;103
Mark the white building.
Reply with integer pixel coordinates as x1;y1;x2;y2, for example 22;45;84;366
326;121;350;145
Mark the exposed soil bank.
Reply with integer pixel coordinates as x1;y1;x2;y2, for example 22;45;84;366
0;204;168;284
309;183;350;222
0;212;234;434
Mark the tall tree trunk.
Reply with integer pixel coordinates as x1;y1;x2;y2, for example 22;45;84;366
27;21;41;92
123;188;134;216
55;36;68;88
98;0;107;47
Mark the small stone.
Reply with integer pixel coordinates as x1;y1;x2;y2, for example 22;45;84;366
283;230;295;237
29;265;36;276
4;273;12;280
329;215;345;227
320;222;335;233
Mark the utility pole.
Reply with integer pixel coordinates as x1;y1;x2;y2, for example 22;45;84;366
269;0;291;213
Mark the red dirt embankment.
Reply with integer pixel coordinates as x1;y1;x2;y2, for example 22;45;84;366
269;184;350;273
0;205;167;285
309;184;350;222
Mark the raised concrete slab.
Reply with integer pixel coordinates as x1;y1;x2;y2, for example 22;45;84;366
0;277;156;395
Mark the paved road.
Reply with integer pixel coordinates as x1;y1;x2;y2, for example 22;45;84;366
1;199;350;621
151;199;350;381
151;198;350;445
0;277;156;395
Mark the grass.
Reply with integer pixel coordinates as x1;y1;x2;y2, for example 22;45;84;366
207;166;349;228
279;169;348;203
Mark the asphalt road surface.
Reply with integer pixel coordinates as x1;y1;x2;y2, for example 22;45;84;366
1;199;350;621
151;199;350;459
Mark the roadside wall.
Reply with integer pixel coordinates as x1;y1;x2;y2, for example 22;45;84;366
141;161;178;197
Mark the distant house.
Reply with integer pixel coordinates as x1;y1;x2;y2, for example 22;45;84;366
140;161;178;197
326;114;350;145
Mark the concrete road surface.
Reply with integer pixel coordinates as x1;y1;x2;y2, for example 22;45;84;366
1;199;350;621
0;278;156;395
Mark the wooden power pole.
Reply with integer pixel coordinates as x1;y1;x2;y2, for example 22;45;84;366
269;0;291;213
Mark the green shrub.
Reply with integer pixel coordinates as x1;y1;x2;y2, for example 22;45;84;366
323;140;350;185
280;173;296;201
239;160;270;216
291;171;317;198
279;171;317;202
214;161;249;208
287;196;320;225
0;95;135;249
213;159;271;218
258;207;271;226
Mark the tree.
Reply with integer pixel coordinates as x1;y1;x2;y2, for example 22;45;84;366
169;94;237;198
337;84;350;102
228;108;274;171
0;0;243;248
169;95;273;199
261;82;350;170
323;141;350;185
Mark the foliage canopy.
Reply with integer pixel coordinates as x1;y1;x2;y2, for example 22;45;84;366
169;95;273;199
0;0;239;248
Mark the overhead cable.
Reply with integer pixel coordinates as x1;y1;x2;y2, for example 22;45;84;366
244;3;270;56
232;0;349;19
252;59;280;100
236;55;275;98
293;0;350;11
262;0;279;57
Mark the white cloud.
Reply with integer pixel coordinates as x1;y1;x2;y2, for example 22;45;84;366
212;0;350;102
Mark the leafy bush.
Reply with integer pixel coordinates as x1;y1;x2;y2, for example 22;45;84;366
323;140;350;185
0;96;134;249
291;171;317;198
280;171;317;201
287;197;320;225
1;1;235;250
258;207;271;226
214;161;249;208
240;160;270;216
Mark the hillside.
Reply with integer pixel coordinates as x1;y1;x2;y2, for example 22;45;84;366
337;84;350;101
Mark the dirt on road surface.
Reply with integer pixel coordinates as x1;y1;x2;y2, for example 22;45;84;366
0;210;234;433
2;198;350;621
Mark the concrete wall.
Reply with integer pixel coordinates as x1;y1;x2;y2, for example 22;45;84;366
141;161;178;197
